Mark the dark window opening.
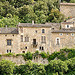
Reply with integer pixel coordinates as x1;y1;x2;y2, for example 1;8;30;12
35;30;37;33
5;35;7;36
7;39;12;45
39;46;44;50
22;51;25;53
21;35;23;42
33;39;36;44
42;47;44;50
10;50;11;53
57;39;59;45
7;50;8;53
25;47;27;49
42;29;45;33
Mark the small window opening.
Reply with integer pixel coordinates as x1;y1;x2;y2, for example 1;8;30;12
22;51;25;53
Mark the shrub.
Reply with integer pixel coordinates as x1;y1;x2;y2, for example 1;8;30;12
0;60;15;75
23;52;33;60
14;60;46;75
4;53;15;56
41;52;48;59
48;52;60;61
45;59;68;74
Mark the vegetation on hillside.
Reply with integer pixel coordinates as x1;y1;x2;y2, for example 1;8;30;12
0;0;65;27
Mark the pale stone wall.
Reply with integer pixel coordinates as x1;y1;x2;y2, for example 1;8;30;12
0;34;21;54
19;27;51;53
60;3;75;18
0;55;48;65
51;32;75;52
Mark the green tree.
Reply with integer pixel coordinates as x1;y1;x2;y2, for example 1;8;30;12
0;15;19;27
0;60;15;75
47;8;64;23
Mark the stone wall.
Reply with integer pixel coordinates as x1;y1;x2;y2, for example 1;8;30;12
60;3;75;18
0;55;48;65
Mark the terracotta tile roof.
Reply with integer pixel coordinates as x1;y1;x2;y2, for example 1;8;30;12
60;3;75;6
0;28;18;34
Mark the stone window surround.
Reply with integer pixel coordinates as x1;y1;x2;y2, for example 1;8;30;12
56;37;60;45
7;39;12;46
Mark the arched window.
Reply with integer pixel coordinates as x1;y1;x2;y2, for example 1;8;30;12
10;50;11;53
7;50;8;53
42;29;45;33
56;38;60;45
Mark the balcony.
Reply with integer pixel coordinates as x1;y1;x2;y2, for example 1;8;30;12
32;42;38;47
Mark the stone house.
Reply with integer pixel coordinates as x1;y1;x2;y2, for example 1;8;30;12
0;18;75;54
1;3;75;54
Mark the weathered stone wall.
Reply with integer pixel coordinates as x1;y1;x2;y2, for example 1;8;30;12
51;32;75;52
60;3;75;18
0;55;48;65
19;27;51;53
0;34;21;54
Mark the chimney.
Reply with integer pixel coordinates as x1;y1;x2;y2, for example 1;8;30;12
6;25;7;29
32;20;34;25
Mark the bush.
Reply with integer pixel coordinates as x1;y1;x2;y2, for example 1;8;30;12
45;59;68;74
41;52;48;59
4;53;15;56
48;52;60;61
23;52;33;60
14;60;46;75
0;60;15;75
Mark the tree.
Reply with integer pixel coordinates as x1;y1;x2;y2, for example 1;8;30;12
47;8;64;23
0;60;15;75
14;60;46;75
0;15;19;27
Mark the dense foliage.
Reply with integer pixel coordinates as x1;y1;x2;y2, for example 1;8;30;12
1;48;75;75
0;0;65;27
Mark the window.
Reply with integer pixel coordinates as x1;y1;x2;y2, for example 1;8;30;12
7;39;12;45
25;47;27;49
39;46;44;50
42;29;45;33
66;33;68;36
22;51;25;53
25;36;29;42
35;30;37;33
59;33;63;36
10;50;11;53
66;25;70;28
41;36;46;43
7;50;8;53
21;35;23;42
7;50;11;53
71;33;74;36
67;25;69;28
56;38;60;45
20;27;23;33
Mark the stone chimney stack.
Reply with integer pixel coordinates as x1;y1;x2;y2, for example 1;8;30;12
32;20;34;25
6;25;7;29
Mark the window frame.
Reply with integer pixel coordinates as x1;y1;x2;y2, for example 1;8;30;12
42;29;45;33
41;36;46;43
7;39;12;46
56;38;60;45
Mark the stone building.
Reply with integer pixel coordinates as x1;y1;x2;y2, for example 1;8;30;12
0;18;75;54
60;3;75;18
1;3;75;54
